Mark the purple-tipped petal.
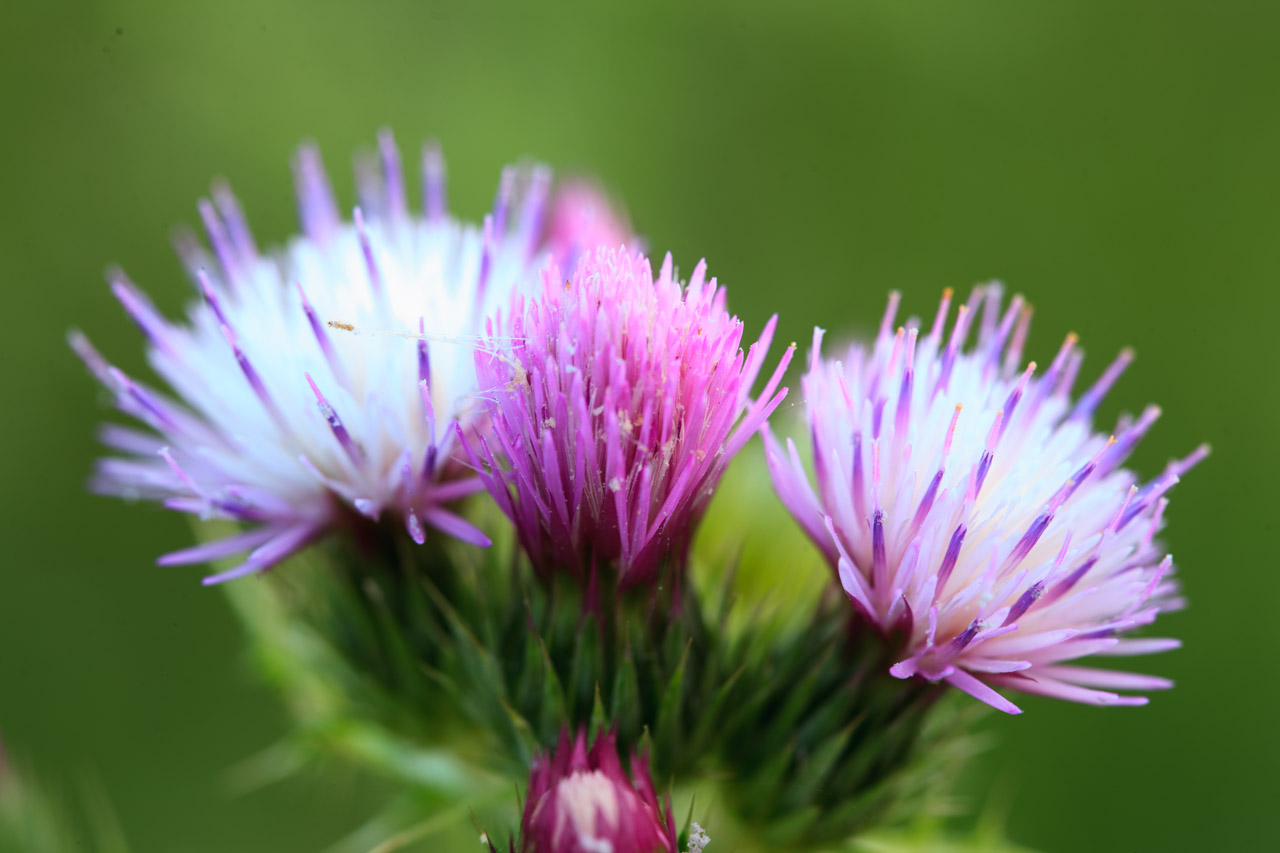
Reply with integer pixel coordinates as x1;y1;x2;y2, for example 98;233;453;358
200;523;319;585
946;669;1022;715
158;527;277;566
421;508;492;548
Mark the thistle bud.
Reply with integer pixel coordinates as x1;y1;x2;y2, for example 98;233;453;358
543;180;635;276
522;729;677;853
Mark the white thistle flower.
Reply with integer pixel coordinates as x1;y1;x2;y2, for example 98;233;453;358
74;130;625;584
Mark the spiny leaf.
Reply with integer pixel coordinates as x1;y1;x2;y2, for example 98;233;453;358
653;638;692;762
567;618;603;724
687;662;746;751
590;682;608;739
532;630;569;738
783;719;856;809
610;643;641;738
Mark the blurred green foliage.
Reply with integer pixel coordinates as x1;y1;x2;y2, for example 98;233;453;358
1;1;1276;850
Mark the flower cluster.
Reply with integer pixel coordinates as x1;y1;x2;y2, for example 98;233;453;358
766;286;1207;713
467;246;792;587
74;130;1208;851
521;729;676;853
73;131;618;584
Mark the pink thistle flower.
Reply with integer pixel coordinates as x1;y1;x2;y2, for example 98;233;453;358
521;729;677;853
765;285;1206;714
467;247;792;588
72;131;608;585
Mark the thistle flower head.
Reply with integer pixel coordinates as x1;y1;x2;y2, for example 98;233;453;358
766;285;1206;713
73;131;619;584
468;247;793;587
522;729;676;853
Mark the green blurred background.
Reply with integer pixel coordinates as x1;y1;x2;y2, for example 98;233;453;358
2;0;1276;850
